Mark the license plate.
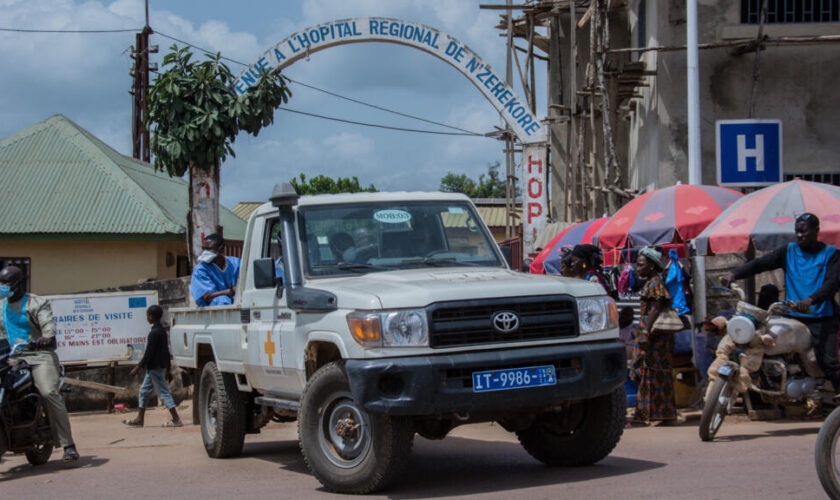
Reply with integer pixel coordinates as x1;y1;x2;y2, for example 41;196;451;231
472;365;557;393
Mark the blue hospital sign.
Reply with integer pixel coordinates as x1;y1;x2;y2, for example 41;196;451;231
716;119;783;186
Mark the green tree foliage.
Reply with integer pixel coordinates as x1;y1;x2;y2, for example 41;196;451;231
290;173;378;195
146;45;292;176
439;161;507;198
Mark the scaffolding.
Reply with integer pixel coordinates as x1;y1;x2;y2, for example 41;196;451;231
483;0;840;234
482;0;641;233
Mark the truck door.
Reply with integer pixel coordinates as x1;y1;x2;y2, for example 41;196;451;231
241;216;302;398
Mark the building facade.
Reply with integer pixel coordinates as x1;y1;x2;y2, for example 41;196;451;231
0;115;245;294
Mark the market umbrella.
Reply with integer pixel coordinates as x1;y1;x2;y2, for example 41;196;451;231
530;217;609;274
695;179;840;255
595;184;743;251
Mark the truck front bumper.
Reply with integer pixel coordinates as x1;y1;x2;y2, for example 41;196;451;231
344;341;625;415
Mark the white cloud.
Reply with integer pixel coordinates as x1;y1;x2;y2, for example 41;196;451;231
0;0;521;209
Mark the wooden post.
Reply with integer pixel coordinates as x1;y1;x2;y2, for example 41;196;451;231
549;13;567;224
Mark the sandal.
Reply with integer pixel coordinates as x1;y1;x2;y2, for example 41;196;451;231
162;420;183;428
122;418;143;428
63;445;80;462
626;418;650;427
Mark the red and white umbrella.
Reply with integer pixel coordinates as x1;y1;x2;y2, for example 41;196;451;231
695;179;840;255
595;184;742;250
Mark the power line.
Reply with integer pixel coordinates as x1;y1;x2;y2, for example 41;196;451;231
154;30;484;137
0;27;140;33
285;78;482;136
155;31;249;65
278;107;484;136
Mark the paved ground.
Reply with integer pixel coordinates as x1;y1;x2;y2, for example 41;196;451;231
0;405;830;499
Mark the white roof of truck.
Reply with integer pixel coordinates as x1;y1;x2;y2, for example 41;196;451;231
250;191;472;218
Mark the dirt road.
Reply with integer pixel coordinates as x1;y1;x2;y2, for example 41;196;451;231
0;406;828;499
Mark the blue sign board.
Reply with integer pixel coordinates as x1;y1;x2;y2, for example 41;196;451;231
716;119;783;187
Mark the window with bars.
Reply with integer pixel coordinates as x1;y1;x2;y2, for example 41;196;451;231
784;172;840;185
742;0;839;24
0;258;31;293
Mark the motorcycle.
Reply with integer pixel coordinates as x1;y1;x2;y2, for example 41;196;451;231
0;337;56;465
699;284;832;441
816;405;840;499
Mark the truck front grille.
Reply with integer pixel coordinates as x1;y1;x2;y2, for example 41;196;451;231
427;295;578;348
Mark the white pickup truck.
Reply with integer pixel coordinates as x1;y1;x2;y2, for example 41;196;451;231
170;184;626;494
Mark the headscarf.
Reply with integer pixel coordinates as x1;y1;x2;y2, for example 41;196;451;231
571;244;603;267
638;246;665;270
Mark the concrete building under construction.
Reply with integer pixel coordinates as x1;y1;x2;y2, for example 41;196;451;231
490;0;840;225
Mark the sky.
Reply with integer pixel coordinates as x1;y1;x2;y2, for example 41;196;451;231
0;0;547;208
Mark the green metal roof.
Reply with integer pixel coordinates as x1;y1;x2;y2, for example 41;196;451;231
0;115;245;240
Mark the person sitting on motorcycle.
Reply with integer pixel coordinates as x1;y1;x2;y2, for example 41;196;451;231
721;213;840;389
706;318;775;396
0;266;79;461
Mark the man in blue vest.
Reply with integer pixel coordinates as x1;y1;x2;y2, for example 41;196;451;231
0;266;79;461
722;213;840;386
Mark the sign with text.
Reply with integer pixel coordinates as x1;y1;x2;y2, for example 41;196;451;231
522;144;547;256
233;17;546;144
716;119;783;187
47;291;158;363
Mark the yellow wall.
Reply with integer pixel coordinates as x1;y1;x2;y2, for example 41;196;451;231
0;240;188;294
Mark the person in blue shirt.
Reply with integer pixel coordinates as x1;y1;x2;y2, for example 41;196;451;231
722;213;840;387
190;234;241;307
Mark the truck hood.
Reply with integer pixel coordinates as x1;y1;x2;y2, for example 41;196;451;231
306;268;605;309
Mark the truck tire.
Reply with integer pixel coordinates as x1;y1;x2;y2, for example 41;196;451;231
298;361;414;494
699;376;732;442
199;361;246;458
516;386;625;466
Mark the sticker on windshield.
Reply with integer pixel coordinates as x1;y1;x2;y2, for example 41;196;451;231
374;209;412;224
447;207;465;214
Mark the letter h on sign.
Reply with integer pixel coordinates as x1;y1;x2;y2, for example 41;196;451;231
716;119;782;187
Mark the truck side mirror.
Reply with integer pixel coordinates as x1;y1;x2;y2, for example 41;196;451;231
253;258;276;289
499;245;513;268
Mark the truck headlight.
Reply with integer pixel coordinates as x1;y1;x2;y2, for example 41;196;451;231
347;309;429;347
577;296;618;334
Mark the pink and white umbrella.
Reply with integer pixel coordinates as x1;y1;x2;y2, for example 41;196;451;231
695;179;840;255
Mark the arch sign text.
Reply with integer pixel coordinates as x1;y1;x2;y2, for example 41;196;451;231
235;18;548;253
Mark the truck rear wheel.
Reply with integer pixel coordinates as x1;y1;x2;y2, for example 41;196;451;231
199;361;246;458
298;361;414;494
516;386;625;466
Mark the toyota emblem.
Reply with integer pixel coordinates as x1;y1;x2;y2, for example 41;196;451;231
492;311;520;333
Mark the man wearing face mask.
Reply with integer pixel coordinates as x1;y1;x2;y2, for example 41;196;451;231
0;266;79;461
190;233;242;307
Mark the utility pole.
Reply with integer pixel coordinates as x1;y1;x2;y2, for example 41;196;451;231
130;0;157;162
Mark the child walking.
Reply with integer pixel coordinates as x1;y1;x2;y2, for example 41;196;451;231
123;305;182;427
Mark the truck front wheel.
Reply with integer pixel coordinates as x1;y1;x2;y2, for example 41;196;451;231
199;361;246;458
516;386;625;466
298;361;414;494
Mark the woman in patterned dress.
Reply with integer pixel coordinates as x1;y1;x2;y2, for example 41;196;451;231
631;246;678;425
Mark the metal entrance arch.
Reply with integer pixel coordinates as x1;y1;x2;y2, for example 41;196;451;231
235;17;548;253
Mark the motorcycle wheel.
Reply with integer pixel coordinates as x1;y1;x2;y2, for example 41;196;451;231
699;377;732;442
815;406;840;499
25;439;54;466
25;405;54;466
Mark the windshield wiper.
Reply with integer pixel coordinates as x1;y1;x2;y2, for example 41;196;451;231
398;257;482;268
335;263;393;273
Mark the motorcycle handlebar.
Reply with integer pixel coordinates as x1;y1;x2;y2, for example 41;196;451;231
11;339;54;353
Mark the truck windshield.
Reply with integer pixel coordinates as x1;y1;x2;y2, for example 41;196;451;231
299;201;504;277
